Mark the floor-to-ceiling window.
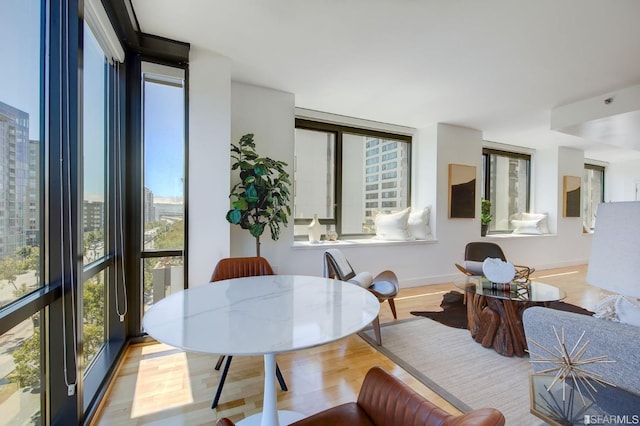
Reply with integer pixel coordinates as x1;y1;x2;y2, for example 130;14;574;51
0;0;189;422
81;1;128;410
0;0;131;423
140;62;186;319
0;1;45;423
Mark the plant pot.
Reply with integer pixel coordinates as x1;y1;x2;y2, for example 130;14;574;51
481;224;489;237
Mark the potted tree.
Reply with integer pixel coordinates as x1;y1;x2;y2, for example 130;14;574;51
226;133;292;257
481;199;493;236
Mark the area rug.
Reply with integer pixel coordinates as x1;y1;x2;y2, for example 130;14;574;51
359;317;545;425
410;290;594;329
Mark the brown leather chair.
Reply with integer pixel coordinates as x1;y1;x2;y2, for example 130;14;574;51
323;249;399;346
216;366;505;426
209;256;287;409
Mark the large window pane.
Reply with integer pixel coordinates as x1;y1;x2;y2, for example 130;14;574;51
293;128;335;236
0;0;42;307
483;149;530;233
140;64;186;315
0;313;41;425
142;67;185;252
343;134;409;234
83;22;107;266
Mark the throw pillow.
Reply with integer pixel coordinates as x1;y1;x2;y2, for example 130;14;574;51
374;208;413;241
348;271;374;289
463;260;485;276
616;296;640;327
616;297;640;327
512;218;544;235
593;294;620;321
593;294;640;327
408;206;432;240
522;212;550;234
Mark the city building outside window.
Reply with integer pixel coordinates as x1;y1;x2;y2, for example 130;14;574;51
481;148;531;233
294;119;411;238
0;1;43;422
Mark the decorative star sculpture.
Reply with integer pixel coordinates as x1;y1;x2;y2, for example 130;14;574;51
527;326;616;404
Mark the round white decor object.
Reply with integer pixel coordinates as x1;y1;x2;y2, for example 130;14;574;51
482;258;516;283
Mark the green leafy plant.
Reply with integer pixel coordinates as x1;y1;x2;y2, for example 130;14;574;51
481;199;493;225
226;133;291;256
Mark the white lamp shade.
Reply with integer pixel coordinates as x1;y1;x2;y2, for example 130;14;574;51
586;201;640;299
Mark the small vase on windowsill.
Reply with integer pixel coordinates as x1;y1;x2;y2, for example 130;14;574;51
308;214;322;243
481;224;489;237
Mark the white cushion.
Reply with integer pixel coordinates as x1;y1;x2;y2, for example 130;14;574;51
374;208;414;241
348;271;374;289
521;212;550;234
593;294;621;321
512;218;544;235
593;294;640;327
616;296;640;327
408;206;432;240
463;260;485;276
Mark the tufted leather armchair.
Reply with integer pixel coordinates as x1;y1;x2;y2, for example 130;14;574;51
216;366;505;426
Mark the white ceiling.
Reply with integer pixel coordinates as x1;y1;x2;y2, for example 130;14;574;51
130;0;640;162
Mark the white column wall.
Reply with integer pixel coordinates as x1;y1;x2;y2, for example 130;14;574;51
187;47;232;286
229;82;295;272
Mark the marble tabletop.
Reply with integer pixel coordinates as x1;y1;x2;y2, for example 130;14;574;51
142;274;381;356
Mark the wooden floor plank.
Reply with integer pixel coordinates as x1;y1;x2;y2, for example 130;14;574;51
92;265;599;425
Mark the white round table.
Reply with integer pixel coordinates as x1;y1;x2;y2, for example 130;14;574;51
142;275;380;426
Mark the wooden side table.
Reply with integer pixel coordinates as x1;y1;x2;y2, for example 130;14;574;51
456;277;566;357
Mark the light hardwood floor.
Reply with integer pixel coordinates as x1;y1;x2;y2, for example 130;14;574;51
92;264;604;425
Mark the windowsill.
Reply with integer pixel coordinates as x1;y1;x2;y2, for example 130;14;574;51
484;233;557;239
293;238;437;249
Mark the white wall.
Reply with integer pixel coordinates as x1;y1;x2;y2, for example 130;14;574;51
557;147;586;236
188;47;232;286
607;158;640;201
229;82;295;269
197;79;640;288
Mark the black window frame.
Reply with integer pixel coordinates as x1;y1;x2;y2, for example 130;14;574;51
482;147;531;234
0;1;190;424
294;118;412;238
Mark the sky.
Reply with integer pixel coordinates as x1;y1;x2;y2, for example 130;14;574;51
0;0;41;140
143;80;185;199
1;0;185;201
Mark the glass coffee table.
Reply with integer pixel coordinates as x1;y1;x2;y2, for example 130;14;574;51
455;276;566;357
530;374;640;425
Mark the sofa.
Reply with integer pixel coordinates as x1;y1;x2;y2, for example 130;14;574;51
216;366;505;426
523;306;640;396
